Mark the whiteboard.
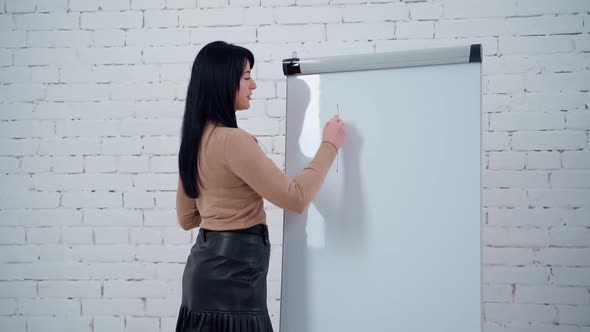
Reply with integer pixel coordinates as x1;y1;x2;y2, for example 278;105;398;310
280;46;482;332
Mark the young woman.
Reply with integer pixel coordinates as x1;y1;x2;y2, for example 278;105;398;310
175;41;346;332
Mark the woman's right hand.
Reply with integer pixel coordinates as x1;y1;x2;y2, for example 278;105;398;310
323;115;346;149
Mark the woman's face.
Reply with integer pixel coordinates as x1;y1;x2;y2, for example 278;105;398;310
235;60;256;111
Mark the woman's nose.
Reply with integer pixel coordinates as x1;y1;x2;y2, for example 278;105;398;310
251;79;257;90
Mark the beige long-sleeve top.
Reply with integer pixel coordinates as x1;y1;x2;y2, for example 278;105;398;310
176;121;338;231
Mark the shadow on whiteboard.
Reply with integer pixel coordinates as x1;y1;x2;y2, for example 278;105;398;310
287;77;368;255
283;77;370;331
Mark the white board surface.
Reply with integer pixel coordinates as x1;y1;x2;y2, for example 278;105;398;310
280;53;482;332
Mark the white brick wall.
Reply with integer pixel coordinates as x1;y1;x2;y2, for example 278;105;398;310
1;0;589;331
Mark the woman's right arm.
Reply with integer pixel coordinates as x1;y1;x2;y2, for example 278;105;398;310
225;116;346;214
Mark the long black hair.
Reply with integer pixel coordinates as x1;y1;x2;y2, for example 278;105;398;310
178;41;255;198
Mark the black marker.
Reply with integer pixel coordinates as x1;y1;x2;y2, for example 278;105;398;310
336;104;340;173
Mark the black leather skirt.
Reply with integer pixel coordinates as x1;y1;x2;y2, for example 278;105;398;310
175;224;273;332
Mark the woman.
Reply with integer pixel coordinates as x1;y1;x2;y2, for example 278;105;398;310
175;41;346;332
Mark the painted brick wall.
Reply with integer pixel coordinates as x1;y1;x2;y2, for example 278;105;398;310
0;0;588;331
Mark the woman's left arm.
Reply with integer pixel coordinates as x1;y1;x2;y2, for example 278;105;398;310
176;175;202;230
